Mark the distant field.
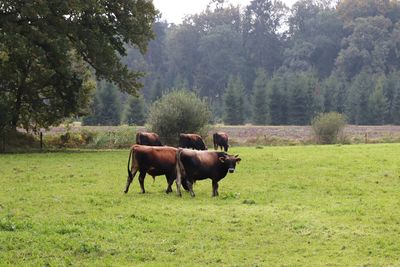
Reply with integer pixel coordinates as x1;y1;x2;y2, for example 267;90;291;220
1;144;400;265
46;124;400;145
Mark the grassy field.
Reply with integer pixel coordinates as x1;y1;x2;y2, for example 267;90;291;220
1;144;400;266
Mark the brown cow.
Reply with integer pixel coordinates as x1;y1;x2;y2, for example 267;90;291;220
179;133;207;150
125;145;181;194
213;132;229;152
175;148;241;197
136;132;162;146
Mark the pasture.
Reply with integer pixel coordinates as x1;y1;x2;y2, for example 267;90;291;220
1;144;400;266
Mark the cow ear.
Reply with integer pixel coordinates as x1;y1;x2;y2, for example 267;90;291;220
219;157;225;163
234;154;239;158
236;158;241;164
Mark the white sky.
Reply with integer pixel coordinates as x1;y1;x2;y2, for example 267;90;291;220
153;0;298;24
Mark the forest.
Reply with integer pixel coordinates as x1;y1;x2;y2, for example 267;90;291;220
3;0;400;129
85;0;400;126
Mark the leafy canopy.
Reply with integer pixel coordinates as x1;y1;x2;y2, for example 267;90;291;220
0;0;157;130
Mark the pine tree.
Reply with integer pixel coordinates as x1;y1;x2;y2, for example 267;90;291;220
223;77;238;125
150;77;163;102
268;75;287;125
83;81;121;125
252;69;269;125
223;76;246;125
392;90;400;125
122;95;146;125
368;77;388;125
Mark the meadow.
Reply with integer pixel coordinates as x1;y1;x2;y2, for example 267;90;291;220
1;144;400;266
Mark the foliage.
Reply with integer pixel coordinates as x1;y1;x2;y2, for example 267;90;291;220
0;0;157;130
2;145;400;265
122;95;146;126
146;90;211;145
83;81;121;126
312;112;347;144
252;69;270;125
223;76;246;125
43;126;136;149
0;99;11;131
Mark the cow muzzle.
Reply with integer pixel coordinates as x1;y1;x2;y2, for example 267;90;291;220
228;168;235;173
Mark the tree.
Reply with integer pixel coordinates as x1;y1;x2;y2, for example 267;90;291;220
335;16;393;80
146;90;211;146
83;81;121;126
368;76;388;124
287;72;320;125
0;0;157;130
243;0;287;74
122;95;146;126
268;74;288;125
345;71;376;124
285;1;344;78
252;69;270;124
223;76;246;125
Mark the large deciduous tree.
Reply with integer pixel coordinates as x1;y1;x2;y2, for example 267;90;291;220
0;0;157;130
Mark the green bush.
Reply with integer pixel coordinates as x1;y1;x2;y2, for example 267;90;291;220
146;90;211;146
311;112;346;144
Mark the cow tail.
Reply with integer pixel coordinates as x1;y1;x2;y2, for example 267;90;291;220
175;148;185;196
127;146;134;180
176;148;186;178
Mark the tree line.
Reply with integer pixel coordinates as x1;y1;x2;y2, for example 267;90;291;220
86;0;400;126
3;0;400;131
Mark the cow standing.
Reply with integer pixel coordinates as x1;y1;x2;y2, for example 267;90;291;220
179;133;207;150
125;145;182;194
136;132;162;146
213;132;229;152
175;148;241;197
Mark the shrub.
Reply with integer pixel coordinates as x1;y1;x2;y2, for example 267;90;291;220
146;90;211;145
311;112;346;144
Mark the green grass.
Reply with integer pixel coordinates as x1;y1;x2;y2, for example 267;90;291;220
1;144;400;266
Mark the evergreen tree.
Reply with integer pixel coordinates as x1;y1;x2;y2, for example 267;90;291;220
252;69;269;125
268;75;288;125
368;77;388;125
223;76;246;125
287;73;319;125
122;95;146;125
83;81;121;125
392;90;400;125
150;77;163;102
346;71;375;124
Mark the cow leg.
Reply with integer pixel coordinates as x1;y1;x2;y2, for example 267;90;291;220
186;179;195;197
212;180;219;197
138;171;146;193
224;145;228;152
124;169;138;193
165;175;173;194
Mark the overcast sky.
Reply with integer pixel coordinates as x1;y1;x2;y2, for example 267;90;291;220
153;0;298;24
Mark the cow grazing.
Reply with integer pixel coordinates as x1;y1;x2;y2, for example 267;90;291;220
179;133;207;150
213;132;229;152
175;148;241;197
136;132;162;146
125;144;182;194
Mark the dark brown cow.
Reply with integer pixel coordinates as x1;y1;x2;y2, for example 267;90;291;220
179;133;207;150
125;145;180;194
175;148;241;197
213;132;229;152
136;132;162;146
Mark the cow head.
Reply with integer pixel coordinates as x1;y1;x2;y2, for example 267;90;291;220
219;154;241;173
